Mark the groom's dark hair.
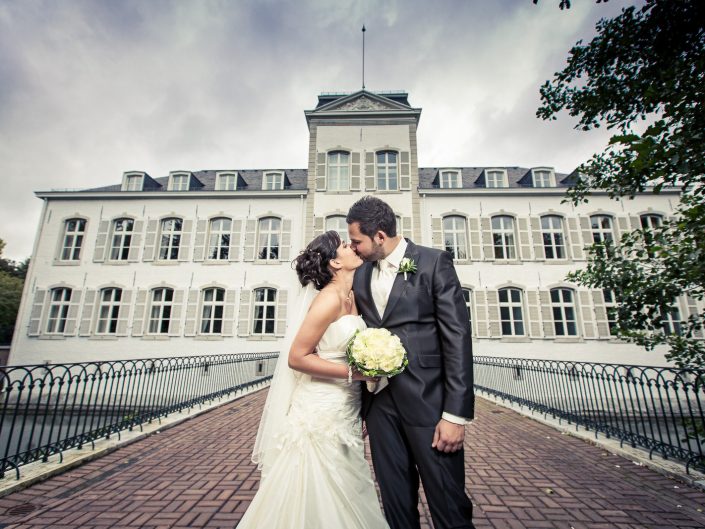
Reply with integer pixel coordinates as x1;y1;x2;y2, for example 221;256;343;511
346;196;397;238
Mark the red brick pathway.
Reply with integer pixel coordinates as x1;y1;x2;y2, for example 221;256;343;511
0;391;703;528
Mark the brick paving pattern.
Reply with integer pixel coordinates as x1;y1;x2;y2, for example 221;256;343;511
0;390;703;528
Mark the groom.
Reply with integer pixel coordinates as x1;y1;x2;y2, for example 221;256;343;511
347;196;475;529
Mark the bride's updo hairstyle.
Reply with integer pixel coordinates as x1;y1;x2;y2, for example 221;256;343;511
294;230;342;290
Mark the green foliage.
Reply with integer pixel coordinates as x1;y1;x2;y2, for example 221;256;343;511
538;0;705;367
0;238;27;345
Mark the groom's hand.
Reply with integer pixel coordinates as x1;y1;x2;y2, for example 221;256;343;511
432;419;464;453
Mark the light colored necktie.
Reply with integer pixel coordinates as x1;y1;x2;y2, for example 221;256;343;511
372;259;396;316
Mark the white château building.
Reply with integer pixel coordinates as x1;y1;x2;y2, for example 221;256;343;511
8;90;697;367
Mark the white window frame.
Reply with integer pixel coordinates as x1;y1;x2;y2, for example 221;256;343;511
109;218;134;261
661;306;683;336
327;151;350;191
46;288;72;334
122;172;144;191
590;215;614;245
200;287;225;334
325;215;348;241
207;217;232;260
376;151;399;191
60;218;86;261
491;215;517;259
158;218;182;260
96;287;122;334
603;288;619;336
640;214;663;231
169;173;190;191
462;288;473;328
252;287;277;335
263;171;285;191
442;216;468;260
499;287;525;336
551;288;578;336
541;215;566;259
216;172;238;191
485;169;508;188
148;288;173;334
257;217;281;260
531;168;555;188
440;170;461;189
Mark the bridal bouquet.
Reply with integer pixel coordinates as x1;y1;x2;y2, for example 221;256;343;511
346;328;408;377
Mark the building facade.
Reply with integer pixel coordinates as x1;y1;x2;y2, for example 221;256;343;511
9;90;698;367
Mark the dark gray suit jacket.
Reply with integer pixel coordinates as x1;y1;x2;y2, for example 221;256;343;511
354;240;474;426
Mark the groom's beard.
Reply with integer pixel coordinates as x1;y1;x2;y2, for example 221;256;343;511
363;241;385;262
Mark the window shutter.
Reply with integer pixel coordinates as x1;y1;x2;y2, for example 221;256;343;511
567;217;584;260
223;289;237;336
79;289;96;336
64;289;82;336
316;153;326;191
530;217;543;260
468;218;481;260
400;151;410;190
314;217;325;238
526;290;542;338
480;217;494;261
128;220;143;262
275;290;288;337
243;220;257;261
592;290;610;338
168;289;184;336
579;216;593;253
28;289;46;337
518;217;532;261
229;220;242;261
474;290;489;338
616;215;630;242
193;219;207;261
178;220;193;262
184;289;199;336
351;152;361;190
487;290;500;337
117;290;132;336
402;217;412;240
629;215;641;231
579;290;596;339
143;219;158;261
238;290;251;337
132;290;147;336
93;220;110;263
539;290;555;338
280;219;292;261
431;217;443;250
364;152;376;191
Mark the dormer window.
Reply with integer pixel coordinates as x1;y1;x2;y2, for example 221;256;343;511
169;173;190;191
263;171;284;191
217;172;238;191
531;168;555;188
122;172;144;191
440;170;461;189
485;169;508;188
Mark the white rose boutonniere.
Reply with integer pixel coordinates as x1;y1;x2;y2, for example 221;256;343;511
398;257;417;280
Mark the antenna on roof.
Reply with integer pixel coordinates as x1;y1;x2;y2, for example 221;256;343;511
362;25;366;90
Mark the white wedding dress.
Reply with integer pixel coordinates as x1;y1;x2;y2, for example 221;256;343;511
237;314;389;529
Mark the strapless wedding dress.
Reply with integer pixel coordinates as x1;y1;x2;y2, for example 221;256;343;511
237;315;389;529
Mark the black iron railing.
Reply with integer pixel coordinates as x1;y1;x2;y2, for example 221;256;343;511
0;352;277;479
474;356;705;473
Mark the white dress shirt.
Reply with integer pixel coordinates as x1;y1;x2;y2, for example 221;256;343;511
371;238;471;426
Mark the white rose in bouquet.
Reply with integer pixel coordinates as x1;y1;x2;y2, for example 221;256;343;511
346;328;408;377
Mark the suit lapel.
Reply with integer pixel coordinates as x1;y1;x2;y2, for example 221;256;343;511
380;240;419;325
361;261;383;325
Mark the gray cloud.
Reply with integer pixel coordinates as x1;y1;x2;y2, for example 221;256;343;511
0;0;635;260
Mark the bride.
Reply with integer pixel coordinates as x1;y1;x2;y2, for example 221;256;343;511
237;231;390;529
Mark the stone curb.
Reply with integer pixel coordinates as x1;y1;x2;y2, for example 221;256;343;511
477;392;705;492
0;383;270;498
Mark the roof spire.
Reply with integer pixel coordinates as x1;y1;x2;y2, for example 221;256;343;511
362;25;366;90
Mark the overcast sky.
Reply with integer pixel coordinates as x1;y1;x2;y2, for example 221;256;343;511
0;0;635;261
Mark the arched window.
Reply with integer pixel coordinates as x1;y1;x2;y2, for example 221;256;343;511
200;288;225;334
550;288;577;336
376;151;398;191
208;217;232;260
253;287;277;335
148;288;173;334
47;288;72;333
640;213;663;231
257;217;281;260
541;215;566;259
590;214;615;257
491;216;516;259
440;170;461;189
60;218;86;261
442;216;468;260
327;151;350;191
158;218;182;260
110;218;134;261
96;288;122;334
325;215;348;241
499;288;524;336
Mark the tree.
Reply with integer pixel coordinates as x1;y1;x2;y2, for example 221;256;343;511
538;0;705;368
0;238;25;345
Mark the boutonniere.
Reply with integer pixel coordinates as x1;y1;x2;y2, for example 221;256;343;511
398;257;417;280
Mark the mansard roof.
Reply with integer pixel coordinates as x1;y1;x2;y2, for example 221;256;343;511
418;167;574;189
